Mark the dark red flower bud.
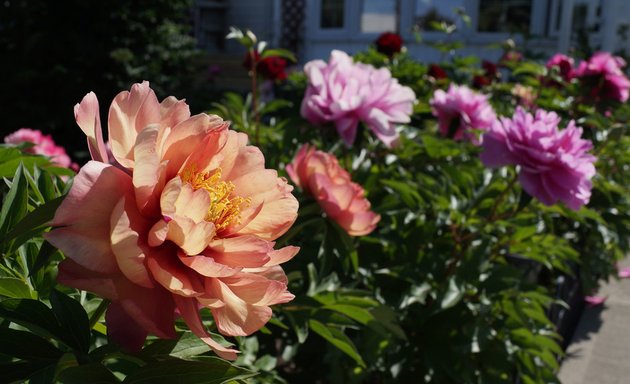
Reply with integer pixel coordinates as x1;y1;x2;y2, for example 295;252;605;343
375;32;403;58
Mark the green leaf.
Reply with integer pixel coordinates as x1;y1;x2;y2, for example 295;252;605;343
440;278;464;309
0;299;63;341
0;327;63;361
308;319;366;367
57;363;120;384
30;240;59;277
0;360;57;384
50;289;91;354
0;163;28;240
123;357;256;384
0;276;35;299
260;48;296;62
323;304;373;325
1;195;64;244
169;332;212;359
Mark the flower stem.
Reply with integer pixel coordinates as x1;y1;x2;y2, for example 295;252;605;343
89;298;110;329
249;48;260;146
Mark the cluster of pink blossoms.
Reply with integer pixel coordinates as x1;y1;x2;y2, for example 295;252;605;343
481;107;596;210
46;82;299;359
430;84;497;144
4;128;76;170
287;144;380;236
301;50;416;147
546;52;630;102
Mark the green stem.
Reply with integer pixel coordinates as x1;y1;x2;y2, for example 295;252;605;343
89;299;110;329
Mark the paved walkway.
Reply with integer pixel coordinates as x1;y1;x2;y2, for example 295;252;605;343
558;260;630;383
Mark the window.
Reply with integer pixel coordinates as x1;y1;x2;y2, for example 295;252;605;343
361;0;397;33
477;0;532;34
320;0;344;29
414;0;466;31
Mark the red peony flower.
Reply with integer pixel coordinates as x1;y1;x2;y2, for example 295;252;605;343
428;64;448;80
243;51;288;81
375;32;403;58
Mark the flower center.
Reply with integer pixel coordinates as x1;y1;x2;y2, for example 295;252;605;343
180;165;250;231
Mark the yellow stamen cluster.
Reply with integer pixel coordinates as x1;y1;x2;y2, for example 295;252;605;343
180;165;250;231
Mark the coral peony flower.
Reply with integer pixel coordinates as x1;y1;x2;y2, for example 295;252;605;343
481;107;596;210
243;50;288;81
286;144;380;236
375;32;403;58
546;53;575;81
430;84;497;144
574;51;630;102
46;81;299;359
4;128;76;169
301;50;416;147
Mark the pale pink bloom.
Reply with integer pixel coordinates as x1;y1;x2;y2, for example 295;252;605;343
301;50;416;147
481;107;596;210
46;81;299;360
618;267;630;279
4;128;76;169
546;53;575;81
286;144;380;236
584;295;607;307
574;52;630;102
429;84;497;144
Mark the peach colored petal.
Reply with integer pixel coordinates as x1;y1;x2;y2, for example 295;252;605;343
57;259;118;300
162;114;228;177
264;246;300;267
159;96;191;129
166;214;215;256
133;124;167;217
46;161;131;273
105;302;149;353
204;236;272;268
209;278;273;336
173;295;238;360
147;219;169;247
110;197;154;288
179;129;229;178
147;249;204;296
208;131;249;177
74;91;108;163
230;172;298;240
222;145;265;181
222;273;294;307
115;277;177;339
179;253;242;277
108;81;161;168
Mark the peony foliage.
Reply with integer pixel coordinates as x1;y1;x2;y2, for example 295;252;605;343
1;28;630;384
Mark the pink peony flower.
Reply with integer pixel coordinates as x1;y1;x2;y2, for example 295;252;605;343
45;81;299;359
584;295;607;307
286;144;380;236
301;50;416;147
618;266;630;278
546;53;575;81
574;52;630;102
429;84;497;144
4;128;76;169
481;107;596;210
